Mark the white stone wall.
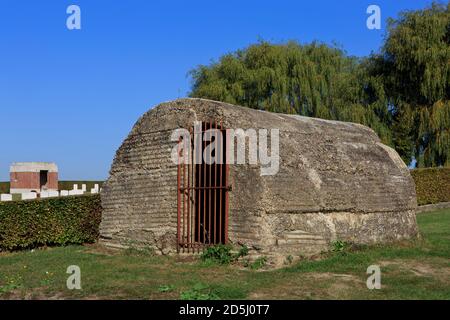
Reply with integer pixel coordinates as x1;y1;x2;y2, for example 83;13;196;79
22;192;37;200
41;190;60;198
0;194;12;201
3;183;100;201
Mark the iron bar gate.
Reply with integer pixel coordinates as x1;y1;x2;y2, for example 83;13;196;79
177;120;229;253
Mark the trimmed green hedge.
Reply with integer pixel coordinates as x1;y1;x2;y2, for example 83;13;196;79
0;182;9;194
411;168;450;205
0;194;102;251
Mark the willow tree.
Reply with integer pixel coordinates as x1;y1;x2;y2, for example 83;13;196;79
190;41;393;145
380;2;450;167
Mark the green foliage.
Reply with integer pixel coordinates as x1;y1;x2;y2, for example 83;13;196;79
200;244;248;264
0;283;21;294
236;244;249;258
250;256;267;270
411;167;450;205
190;40;393;146
189;3;450;167
158;284;175;293
0;210;448;300
0;274;22;294
392;103;415;164
201;244;233;264
285;255;294;265
0;182;10;194
383;2;449;106
179;282;247;300
331;240;348;252
180;283;220;300
375;2;450;166
0;194;102;251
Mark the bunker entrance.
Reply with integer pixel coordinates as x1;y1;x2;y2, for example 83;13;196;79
177;121;229;253
39;170;48;189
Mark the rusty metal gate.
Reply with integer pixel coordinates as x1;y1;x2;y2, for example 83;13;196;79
177;120;229;252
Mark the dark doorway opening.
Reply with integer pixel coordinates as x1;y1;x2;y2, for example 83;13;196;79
194;121;227;245
177;120;229;252
39;170;48;189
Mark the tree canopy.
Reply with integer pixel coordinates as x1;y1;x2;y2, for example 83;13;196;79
380;2;449;167
189;2;450;167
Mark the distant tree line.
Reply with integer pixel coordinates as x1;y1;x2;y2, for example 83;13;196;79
189;2;449;167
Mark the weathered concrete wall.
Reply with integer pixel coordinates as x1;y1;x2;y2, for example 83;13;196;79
101;98;418;257
100;129;178;253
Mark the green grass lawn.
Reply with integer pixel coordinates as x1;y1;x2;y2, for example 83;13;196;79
0;209;449;300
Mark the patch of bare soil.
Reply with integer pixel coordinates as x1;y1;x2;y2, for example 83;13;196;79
83;243;121;256
249;272;364;300
379;259;450;283
2;287;115;300
0;288;66;300
173;254;199;264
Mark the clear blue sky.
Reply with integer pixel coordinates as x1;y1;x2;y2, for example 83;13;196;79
0;0;434;181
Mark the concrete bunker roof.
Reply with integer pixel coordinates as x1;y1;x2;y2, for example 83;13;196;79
135;98;380;143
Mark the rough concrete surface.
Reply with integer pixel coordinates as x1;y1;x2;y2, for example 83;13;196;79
100;98;418;259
